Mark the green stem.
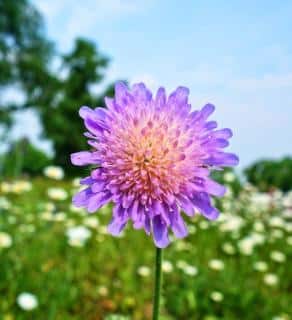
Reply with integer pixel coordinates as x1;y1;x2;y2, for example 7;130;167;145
152;247;163;320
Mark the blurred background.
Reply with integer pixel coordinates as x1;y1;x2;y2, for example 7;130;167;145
0;0;291;319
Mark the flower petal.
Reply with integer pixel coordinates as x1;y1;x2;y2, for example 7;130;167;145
132;83;152;103
177;194;195;217
152;215;170;248
205;179;226;197
168;86;189;106
169;206;188;238
205;152;239;167
114;82;129;106
155;87;166;108
200;103;215;120
84;118;104;136
79;106;94;119
87;192;112;213
191;192;220;220
91;181;106;193
212;128;233;139
71;151;98;166
108;205;128;236
72;188;92;207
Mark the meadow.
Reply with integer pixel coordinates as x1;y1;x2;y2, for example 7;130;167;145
0;170;291;320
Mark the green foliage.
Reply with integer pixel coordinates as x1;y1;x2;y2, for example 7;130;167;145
0;138;51;177
244;157;292;192
0;0;53;127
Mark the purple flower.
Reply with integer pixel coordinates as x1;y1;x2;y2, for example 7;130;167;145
71;82;239;248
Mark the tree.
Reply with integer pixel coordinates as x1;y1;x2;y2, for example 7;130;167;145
244;157;292;192
36;38;117;172
0;0;53;130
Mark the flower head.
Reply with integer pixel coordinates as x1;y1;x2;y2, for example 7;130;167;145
0;231;13;248
263;273;279;286
137;266;151;277
44;165;64;180
270;250;286;263
47;188;68;201
66;226;91;247
210;291;224;302
162;260;174;273
182;265;198;276
254;261;268;272
17;292;38;311
208;259;225;271
71;82;238;247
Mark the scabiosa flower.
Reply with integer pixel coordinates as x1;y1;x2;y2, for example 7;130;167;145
71;82;239;248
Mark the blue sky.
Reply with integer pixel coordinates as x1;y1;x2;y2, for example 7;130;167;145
10;0;292;168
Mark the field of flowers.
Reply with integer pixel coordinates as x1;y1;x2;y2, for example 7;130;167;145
0;168;291;320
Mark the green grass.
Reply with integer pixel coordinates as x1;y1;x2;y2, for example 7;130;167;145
0;177;291;319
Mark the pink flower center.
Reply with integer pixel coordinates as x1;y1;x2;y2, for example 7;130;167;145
103;111;200;205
